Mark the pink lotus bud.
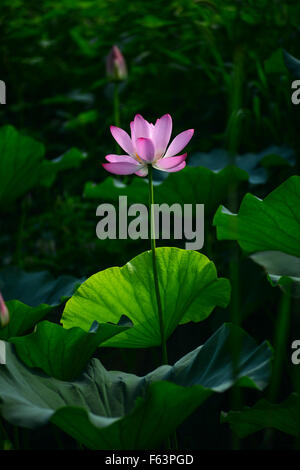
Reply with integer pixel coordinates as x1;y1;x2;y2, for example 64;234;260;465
0;292;9;328
106;45;128;81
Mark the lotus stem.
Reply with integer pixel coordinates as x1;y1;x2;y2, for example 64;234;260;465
148;165;168;365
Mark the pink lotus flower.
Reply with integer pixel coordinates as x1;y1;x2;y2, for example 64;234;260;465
106;45;128;81
102;114;194;177
0;292;9;328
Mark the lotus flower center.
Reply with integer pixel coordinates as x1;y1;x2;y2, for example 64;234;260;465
135;152;143;163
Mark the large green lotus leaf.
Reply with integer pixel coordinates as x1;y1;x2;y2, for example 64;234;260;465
250;252;300;298
157;166;247;215
0;268;83;340
84;165;248;216
0;267;83;307
0;323;272;449
84;176;149;204
39;148;87;188
62;247;230;348
213;176;300;256
189;146;295;185
0;125;87;208
213;176;300;295
11;321;130;381
0;301;51;341
221;393;300;438
0;125;45;208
